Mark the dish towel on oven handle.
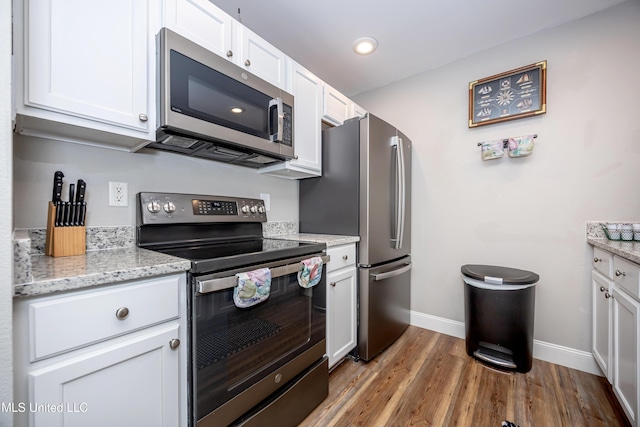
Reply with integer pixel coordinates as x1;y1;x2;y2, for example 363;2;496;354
233;268;271;308
298;256;324;288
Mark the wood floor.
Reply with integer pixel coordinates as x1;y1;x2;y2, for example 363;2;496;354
299;326;629;427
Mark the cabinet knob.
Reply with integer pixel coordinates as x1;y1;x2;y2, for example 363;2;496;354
600;286;606;292
330;282;336;287
342;255;348;260
169;339;180;350
593;257;600;263
115;307;129;320
605;292;612;299
615;270;626;277
226;50;233;58
245;59;251;67
138;113;148;122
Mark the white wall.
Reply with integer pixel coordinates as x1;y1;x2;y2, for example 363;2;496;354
0;0;13;422
354;0;640;353
13;136;299;228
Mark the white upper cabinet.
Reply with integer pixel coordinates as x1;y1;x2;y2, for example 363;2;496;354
235;25;287;89
13;0;158;151
322;84;351;126
350;103;368;120
164;0;233;59
260;59;322;179
164;0;286;89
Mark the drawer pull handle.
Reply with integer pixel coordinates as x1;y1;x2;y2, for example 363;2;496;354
594;257;600;263
605;292;612;299
600;286;606;292
226;50;233;58
245;59;251;66
342;255;348;260
615;270;626;277
169;339;180;350
115;307;129;320
330;282;336;287
138;113;148;122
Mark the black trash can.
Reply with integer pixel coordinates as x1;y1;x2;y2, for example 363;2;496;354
461;264;539;373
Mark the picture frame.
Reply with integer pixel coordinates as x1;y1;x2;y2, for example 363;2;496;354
469;60;546;128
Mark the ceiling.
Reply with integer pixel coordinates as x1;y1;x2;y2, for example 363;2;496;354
210;0;626;97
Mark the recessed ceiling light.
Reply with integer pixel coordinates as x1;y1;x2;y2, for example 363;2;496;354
230;106;245;114
352;37;378;55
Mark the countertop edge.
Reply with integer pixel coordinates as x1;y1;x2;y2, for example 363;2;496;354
587;237;640;264
272;233;360;247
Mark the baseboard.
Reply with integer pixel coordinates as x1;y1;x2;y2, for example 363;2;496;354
410;310;603;376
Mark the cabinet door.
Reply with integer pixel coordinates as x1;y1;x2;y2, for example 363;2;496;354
24;0;151;134
612;286;640;426
164;0;233;60
322;85;351;126
287;61;322;173
29;323;181;427
592;271;613;382
235;25;286;89
327;266;357;368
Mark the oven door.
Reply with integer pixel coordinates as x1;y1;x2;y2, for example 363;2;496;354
192;253;327;427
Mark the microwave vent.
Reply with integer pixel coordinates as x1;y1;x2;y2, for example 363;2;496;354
159;135;200;149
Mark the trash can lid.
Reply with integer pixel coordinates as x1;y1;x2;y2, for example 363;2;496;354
461;264;539;285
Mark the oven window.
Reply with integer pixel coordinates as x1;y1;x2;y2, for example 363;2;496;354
170;50;271;139
194;269;326;420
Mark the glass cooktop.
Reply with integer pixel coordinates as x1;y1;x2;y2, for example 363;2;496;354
153;238;326;273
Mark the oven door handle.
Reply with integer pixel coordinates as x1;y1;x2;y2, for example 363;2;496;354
197;255;331;294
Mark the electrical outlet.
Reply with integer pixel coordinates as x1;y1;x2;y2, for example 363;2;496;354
260;193;270;211
109;182;128;207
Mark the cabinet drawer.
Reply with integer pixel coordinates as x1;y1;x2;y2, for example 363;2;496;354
327;244;356;273
613;256;640;300
594;247;614;278
29;276;181;361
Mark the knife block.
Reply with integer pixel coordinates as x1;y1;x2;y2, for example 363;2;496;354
45;202;86;257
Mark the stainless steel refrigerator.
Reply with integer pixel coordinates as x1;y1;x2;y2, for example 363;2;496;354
299;113;411;361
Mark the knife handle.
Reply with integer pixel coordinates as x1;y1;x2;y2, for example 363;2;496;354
76;179;86;202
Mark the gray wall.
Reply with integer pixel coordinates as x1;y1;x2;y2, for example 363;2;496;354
13;136;299;228
354;0;640;353
1;0;13;422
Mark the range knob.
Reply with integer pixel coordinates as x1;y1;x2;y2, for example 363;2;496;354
147;200;161;213
250;206;258;213
241;205;250;214
258;206;266;214
163;201;176;213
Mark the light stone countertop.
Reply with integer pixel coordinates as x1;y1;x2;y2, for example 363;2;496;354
14;247;191;298
273;233;360;247
587;237;640;265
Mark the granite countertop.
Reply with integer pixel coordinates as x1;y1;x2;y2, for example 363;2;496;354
586;221;640;264
273;233;360;247
14;247;191;298
587;237;640;264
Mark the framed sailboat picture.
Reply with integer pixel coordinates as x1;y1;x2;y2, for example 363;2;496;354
469;61;547;128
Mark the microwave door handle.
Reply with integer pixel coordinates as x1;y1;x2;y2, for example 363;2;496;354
268;97;284;142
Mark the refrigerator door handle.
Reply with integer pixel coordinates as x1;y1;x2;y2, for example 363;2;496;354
397;137;406;249
372;263;412;281
391;136;406;249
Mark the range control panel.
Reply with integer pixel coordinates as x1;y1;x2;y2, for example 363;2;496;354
137;192;267;225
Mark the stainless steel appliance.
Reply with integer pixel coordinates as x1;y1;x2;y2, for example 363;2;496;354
137;192;328;427
299;113;412;361
148;28;294;168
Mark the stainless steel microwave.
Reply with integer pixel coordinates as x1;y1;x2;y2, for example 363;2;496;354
149;28;294;168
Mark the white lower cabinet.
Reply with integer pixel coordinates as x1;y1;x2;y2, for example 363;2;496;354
592;247;640;427
13;274;188;427
326;244;357;369
612;285;640;426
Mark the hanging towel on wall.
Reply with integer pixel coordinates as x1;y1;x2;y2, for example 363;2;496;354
298;257;324;288
233;268;271;308
480;140;505;161
507;134;535;157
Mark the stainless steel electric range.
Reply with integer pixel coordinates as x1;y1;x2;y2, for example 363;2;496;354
136;192;329;427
